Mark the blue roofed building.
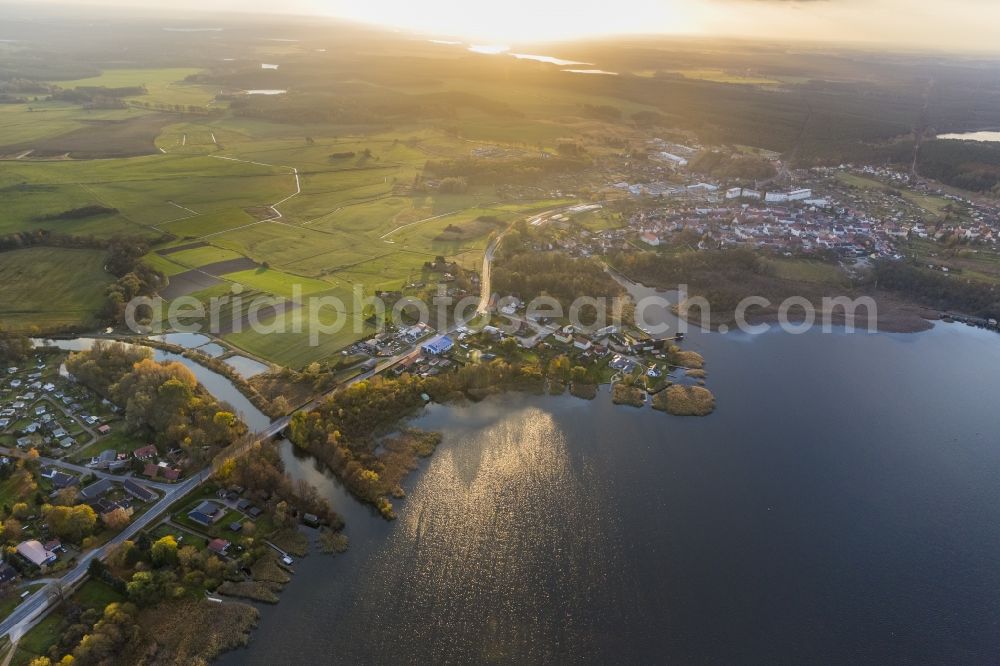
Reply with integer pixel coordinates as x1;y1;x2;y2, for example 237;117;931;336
188;500;225;527
422;335;454;356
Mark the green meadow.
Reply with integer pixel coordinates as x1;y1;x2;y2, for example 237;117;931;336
0;246;113;331
0;62;593;365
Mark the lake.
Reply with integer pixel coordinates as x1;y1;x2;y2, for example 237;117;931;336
218;293;1000;663
512;53;591;66
564;69;619;76
937;131;1000;143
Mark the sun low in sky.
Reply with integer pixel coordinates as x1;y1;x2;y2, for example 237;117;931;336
28;0;1000;52
324;0;705;42
294;0;1000;52
311;0;1000;50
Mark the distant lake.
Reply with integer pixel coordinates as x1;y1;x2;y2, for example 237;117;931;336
468;44;509;55
245;89;286;95
512;53;591;66
219;285;1000;664
563;69;619;76
937;131;1000;143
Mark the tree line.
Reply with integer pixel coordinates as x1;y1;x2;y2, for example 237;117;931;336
66;342;248;467
874;260;1000;318
424;155;590;186
0;230;168;329
492;250;625;311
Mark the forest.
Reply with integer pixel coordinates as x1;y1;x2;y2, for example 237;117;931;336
689;151;777;183
423;155;590;186
918;140;1000;195
492;250;625;311
611;247;772;313
65;342;248;467
874;260;1000;317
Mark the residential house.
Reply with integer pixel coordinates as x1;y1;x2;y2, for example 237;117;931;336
553;326;574;345
133;444;157;461
16;540;56;567
78;478;114;502
639;231;660;246
40;467;77;490
188;500;225;527
207;538;231;556
89;449;117;470
124;479;157;503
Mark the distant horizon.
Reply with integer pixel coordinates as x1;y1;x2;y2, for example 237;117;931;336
10;0;1000;55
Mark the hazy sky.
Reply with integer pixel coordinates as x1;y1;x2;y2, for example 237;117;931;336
29;0;1000;51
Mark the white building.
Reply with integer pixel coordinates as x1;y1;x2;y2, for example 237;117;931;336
17;540;56;567
653;151;688;167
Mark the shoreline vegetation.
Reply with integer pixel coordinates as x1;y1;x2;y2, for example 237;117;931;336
5;19;1000;665
125;336;286;419
13;343;345;665
611;250;946;334
290;352;717;519
612;383;646;407
653;385;717;416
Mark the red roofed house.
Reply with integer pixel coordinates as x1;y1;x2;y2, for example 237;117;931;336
207;538;230;556
133;444;157;461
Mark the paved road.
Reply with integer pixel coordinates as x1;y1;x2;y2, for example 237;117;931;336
0;203;570;643
0;447;176;493
0;470;206;641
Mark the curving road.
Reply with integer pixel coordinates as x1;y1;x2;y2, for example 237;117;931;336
0;202;573;645
0;470;207;642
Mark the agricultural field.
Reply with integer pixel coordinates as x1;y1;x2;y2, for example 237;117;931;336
905;239;1000;287
51;68;215;108
764;258;847;285
835;172;957;221
0;246;113;331
0;52;667;367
